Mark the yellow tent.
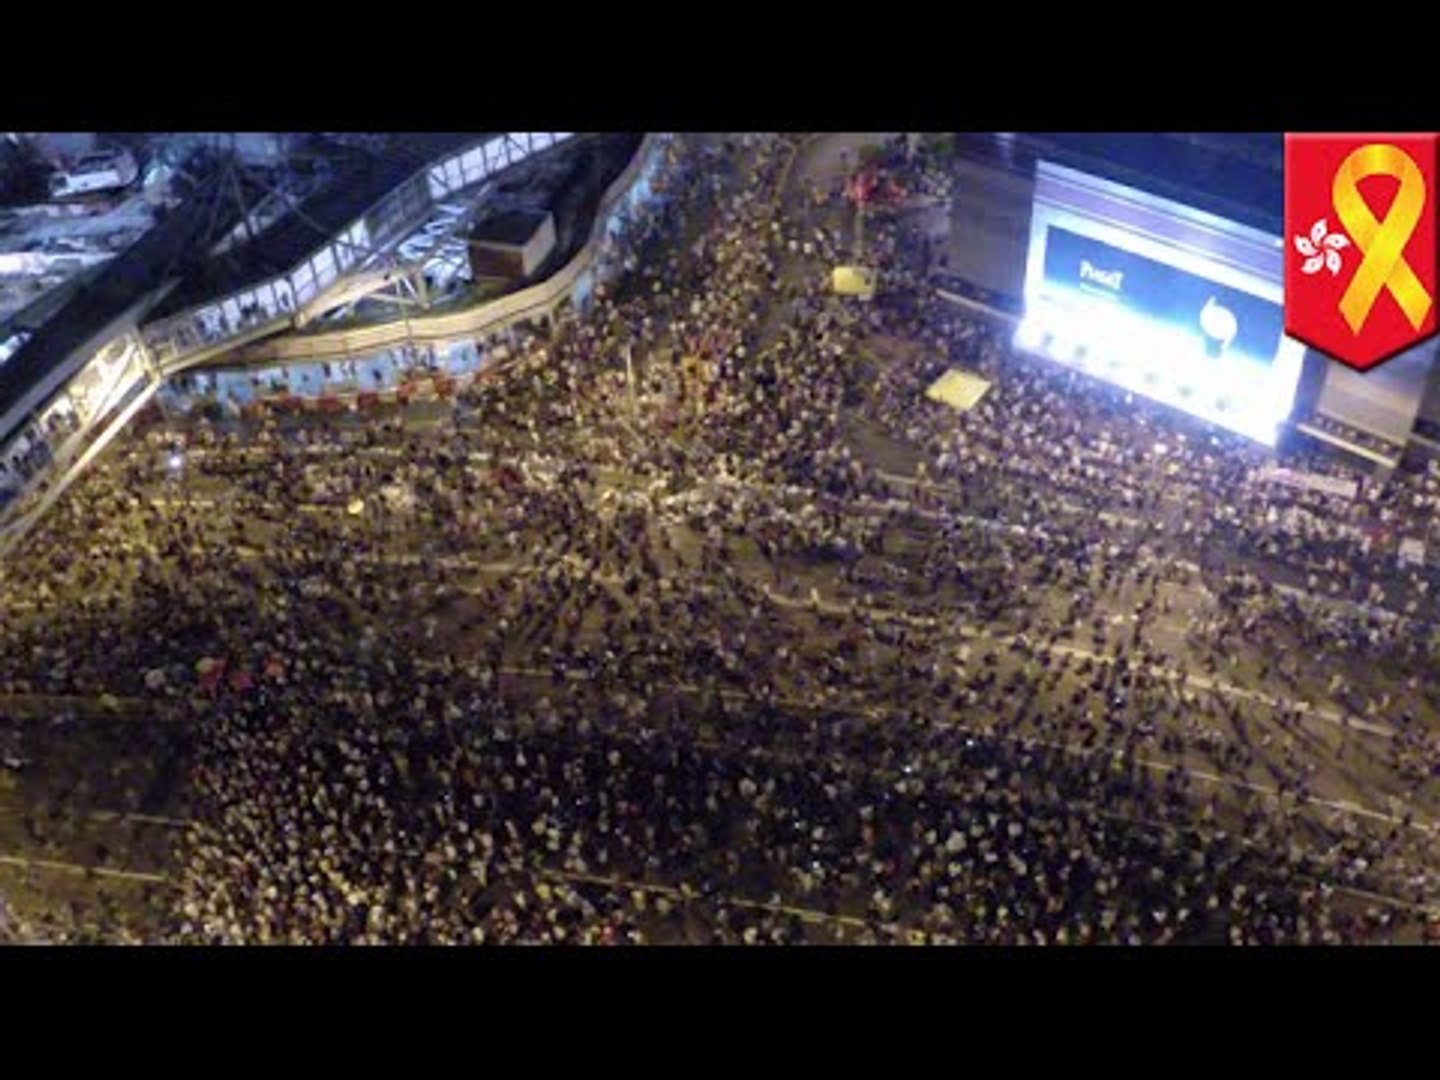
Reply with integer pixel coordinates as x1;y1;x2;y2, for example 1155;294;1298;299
925;369;992;413
832;265;876;300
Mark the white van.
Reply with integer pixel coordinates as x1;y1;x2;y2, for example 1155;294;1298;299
49;149;140;200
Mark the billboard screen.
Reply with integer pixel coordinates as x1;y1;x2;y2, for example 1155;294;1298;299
1041;227;1286;365
1019;162;1305;444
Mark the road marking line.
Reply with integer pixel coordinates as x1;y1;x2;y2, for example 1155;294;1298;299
452;545;1391;741
0;807;192;830
537;866;866;930
0;854;170;885
486;663;1431;834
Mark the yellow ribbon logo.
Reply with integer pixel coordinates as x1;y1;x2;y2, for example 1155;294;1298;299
1332;143;1433;334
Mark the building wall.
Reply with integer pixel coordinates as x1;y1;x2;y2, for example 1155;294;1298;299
1418;346;1440;428
1316;340;1436;445
468;244;525;282
942;158;1033;300
519;215;557;277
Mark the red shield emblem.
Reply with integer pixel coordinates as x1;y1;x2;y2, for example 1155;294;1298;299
1285;133;1438;371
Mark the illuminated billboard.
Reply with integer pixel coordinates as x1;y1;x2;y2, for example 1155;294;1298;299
1018;162;1305;444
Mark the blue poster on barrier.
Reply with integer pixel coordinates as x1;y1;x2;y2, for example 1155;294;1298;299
1041;226;1285;366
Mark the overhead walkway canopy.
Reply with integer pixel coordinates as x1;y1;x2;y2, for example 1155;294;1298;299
171;135;665;372
0;170;250;436
137;133;573;369
147;133;484;322
0;131;585;549
0;133;575;540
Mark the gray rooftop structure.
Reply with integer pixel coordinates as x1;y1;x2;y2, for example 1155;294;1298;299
148;133;486;321
0;170;247;430
955;133;1284;236
473;208;553;247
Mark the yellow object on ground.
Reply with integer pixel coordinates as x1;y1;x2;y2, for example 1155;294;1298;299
925;369;992;413
832;265;876;300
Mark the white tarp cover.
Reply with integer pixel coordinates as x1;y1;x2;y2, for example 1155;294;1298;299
925;369;993;413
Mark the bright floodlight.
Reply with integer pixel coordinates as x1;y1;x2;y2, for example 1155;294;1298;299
1014;317;1044;351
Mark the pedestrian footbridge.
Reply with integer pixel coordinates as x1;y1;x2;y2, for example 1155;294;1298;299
0;132;674;557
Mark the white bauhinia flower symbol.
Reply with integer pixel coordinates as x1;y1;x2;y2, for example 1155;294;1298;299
1294;217;1350;275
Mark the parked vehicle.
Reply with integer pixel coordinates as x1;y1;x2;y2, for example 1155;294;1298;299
48;149;140;201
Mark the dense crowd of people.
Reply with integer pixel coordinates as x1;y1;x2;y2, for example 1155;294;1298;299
1;132;1438;944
